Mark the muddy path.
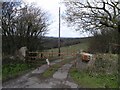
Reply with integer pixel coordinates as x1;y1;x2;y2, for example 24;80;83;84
2;58;79;88
3;55;95;88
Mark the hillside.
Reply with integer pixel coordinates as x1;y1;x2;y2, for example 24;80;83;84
42;36;93;50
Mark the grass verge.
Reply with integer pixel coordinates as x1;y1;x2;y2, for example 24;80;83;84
70;67;118;88
2;55;63;82
2;63;34;82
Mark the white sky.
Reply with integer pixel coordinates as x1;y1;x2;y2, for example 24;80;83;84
23;0;89;38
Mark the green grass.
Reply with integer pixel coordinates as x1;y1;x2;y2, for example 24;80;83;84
70;67;118;88
2;63;32;81
42;64;61;78
49;42;89;52
45;42;89;57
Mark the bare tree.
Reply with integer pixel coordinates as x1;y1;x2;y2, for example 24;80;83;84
2;2;50;54
15;4;49;51
63;0;120;34
2;2;22;54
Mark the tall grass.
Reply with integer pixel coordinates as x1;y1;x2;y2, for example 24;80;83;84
70;53;118;88
2;63;30;81
70;67;118;88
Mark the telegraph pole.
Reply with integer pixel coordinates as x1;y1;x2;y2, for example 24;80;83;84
58;7;61;56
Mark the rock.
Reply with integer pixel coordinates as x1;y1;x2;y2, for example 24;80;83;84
16;46;27;60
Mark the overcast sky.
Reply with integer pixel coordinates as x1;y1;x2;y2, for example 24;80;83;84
23;0;89;38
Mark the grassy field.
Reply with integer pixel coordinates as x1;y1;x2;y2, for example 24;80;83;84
44;42;89;56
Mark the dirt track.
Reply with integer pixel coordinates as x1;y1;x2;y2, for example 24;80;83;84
3;59;79;88
3;55;95;88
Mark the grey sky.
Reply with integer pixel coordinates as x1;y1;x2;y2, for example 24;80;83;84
23;0;89;38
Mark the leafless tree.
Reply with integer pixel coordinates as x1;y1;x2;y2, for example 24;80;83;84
2;2;50;54
63;0;120;34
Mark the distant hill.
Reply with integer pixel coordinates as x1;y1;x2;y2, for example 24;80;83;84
42;36;93;50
